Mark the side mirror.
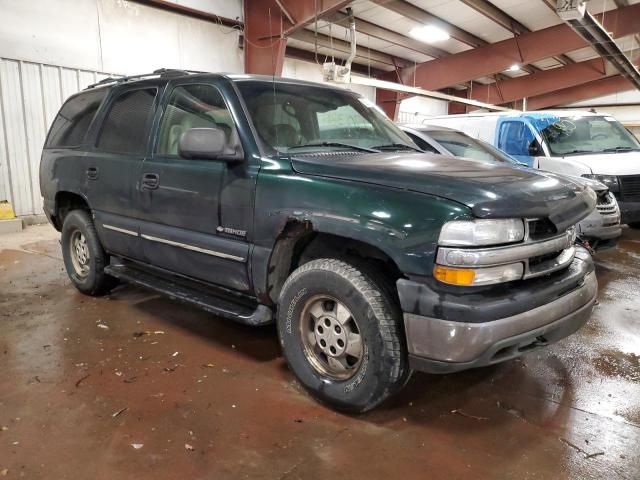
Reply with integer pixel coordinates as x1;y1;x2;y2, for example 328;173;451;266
178;127;243;162
528;139;544;157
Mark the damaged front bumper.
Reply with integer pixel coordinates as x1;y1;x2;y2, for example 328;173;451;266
397;247;597;374
577;193;621;247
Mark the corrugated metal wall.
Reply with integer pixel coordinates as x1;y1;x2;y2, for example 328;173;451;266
0;57;116;216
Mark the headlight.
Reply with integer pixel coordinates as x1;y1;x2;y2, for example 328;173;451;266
438;219;525;247
581;174;619;193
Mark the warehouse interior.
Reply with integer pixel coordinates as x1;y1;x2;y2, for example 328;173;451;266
1;0;639;478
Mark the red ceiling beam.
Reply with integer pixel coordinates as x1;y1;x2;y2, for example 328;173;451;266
528;75;634;110
281;0;353;36
386;3;640;90
469;58;608;105
244;0;353;75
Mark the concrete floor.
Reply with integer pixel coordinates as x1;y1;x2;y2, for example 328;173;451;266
1;225;639;480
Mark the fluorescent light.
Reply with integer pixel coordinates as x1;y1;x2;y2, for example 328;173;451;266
409;25;450;43
508;64;521;72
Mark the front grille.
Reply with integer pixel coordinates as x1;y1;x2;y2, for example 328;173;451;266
527;218;557;241
596;192;618;216
529;250;564;268
596;191;612;205
620;175;640;202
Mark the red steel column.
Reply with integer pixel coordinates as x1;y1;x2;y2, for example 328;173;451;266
244;0;287;75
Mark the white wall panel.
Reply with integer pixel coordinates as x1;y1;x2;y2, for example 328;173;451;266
173;0;243;21
0;60;32;216
0;58;116;216
21;62;48;213
282;58;376;101
41;66;65;128
178;15;243;73
0;0;243;75
398;95;449;124
0;0;103;71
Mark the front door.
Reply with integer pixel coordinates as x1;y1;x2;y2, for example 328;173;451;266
138;80;254;292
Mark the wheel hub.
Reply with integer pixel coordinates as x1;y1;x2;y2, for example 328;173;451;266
70;230;90;277
314;315;348;357
300;296;363;380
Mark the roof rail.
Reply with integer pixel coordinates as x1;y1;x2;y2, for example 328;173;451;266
84;68;206;89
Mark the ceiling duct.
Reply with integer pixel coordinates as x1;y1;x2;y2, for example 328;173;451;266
556;0;640;90
323;7;356;82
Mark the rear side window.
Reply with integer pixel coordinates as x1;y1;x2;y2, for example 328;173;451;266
97;88;157;155
46;89;107;148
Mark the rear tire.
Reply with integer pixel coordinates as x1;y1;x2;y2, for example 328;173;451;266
61;209;117;296
277;258;410;413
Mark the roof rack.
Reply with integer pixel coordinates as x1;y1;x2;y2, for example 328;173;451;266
85;68;207;89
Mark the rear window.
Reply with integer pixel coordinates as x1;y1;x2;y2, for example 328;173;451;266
45;89;107;148
97;88;157;155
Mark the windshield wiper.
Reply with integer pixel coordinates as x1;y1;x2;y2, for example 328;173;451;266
371;143;422;152
602;146;640;153
287;142;380;153
562;149;595;156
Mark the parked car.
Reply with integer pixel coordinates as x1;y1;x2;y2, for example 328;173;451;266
400;124;622;250
41;70;598;412
424;111;640;227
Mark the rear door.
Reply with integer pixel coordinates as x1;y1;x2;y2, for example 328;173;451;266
137;78;255;292
86;83;163;260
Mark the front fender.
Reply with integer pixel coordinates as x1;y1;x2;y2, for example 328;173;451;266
251;158;470;301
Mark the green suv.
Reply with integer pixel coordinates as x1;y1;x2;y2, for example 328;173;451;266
40;70;598;412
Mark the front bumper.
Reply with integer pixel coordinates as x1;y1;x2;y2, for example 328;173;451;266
577;203;621;243
397;249;597;374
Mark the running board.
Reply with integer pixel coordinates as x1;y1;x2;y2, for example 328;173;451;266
104;263;273;326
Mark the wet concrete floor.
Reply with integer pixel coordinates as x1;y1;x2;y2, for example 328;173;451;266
1;224;639;479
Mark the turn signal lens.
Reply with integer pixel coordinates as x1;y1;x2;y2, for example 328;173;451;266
434;266;475;286
434;263;524;286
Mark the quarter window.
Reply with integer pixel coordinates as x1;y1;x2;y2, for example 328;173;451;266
157;84;236;156
97;88;157;155
46;89;107;148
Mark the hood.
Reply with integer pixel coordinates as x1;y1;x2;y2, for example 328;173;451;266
558;151;640;175
563;174;607;193
291;152;596;232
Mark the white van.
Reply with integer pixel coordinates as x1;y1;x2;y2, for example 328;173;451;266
426;111;640;227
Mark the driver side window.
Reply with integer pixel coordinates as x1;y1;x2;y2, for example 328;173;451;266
157;84;235;156
498;121;534;156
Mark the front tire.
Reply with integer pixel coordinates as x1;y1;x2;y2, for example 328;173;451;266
628;222;640;229
277;259;410;413
61;210;117;296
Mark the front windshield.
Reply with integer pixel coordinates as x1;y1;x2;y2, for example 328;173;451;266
427;130;514;163
236;80;414;153
538;115;640;156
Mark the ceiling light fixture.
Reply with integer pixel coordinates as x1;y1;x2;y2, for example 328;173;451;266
409;25;450;44
508;64;521;72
